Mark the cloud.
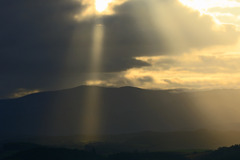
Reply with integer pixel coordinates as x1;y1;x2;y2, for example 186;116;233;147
137;76;154;84
208;7;240;27
178;0;240;28
209;7;240;16
0;0;240;97
9;88;40;99
118;41;240;90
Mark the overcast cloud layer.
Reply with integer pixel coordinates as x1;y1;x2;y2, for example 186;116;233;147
0;0;239;98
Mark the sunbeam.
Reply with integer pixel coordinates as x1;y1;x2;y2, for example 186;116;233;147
80;22;105;139
90;24;104;74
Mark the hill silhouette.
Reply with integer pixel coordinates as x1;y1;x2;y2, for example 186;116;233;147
2;143;240;160
1;86;240;149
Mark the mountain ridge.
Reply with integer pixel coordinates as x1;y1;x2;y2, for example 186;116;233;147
1;86;240;138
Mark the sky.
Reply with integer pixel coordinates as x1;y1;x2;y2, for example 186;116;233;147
1;0;240;98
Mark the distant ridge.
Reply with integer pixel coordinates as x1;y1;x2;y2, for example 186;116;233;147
1;86;240;138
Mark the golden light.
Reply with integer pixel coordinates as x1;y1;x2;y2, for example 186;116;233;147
178;0;240;29
179;0;213;12
178;0;240;13
80;23;105;139
74;0;127;21
91;24;104;71
95;0;112;13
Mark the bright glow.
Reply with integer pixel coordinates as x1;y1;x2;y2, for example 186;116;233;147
10;89;40;98
178;0;240;29
95;0;112;12
179;0;240;12
75;0;127;21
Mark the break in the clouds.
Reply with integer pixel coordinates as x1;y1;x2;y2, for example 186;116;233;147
179;0;240;28
0;0;240;98
74;0;127;20
208;7;240;27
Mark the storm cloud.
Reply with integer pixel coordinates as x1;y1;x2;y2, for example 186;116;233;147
0;0;239;98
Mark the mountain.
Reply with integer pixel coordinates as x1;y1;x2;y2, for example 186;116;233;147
1;86;240;139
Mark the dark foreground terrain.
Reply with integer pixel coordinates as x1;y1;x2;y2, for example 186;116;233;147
1;143;240;160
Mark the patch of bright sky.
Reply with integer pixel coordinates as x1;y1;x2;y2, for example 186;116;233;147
74;0;127;21
178;0;240;29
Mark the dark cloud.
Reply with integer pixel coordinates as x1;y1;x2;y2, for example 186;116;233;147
0;0;239;98
137;76;154;84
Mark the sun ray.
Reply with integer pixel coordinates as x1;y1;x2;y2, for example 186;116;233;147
80;21;105;140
